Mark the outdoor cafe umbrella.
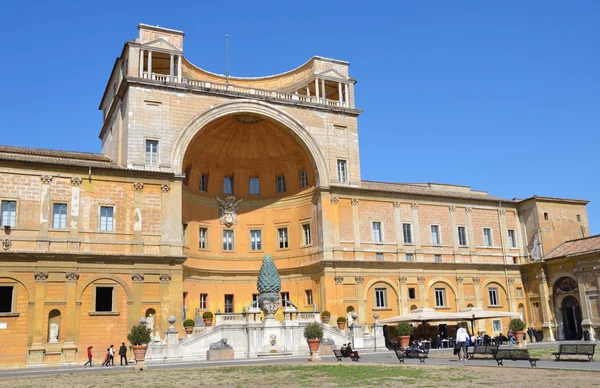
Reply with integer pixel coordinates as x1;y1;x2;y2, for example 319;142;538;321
451;308;520;335
380;308;464;338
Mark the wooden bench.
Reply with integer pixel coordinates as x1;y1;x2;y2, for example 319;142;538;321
333;349;359;361
552;344;595;362
467;344;499;359
492;348;539;367
394;348;429;364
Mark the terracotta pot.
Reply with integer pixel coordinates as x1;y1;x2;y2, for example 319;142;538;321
514;330;525;342
307;339;320;352
184;326;193;334
132;345;147;361
322;316;331;324
203;318;213;326
337;322;346;330
398;335;411;348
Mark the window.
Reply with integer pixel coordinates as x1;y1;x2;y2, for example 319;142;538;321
406;253;414;262
434;255;442;263
222;230;234;251
199;227;208;249
337;159;347;183
305;290;313;305
435;288;445;307
95;287;113;312
375;288;387;308
250;230;262;251
145;140;158;166
512;256;518;264
0;200;16;227
577;214;581;222
252;293;259;307
183;223;189;246
516;287;523;299
99;206;114;231
372;221;382;242
376;253;383;261
544;212;549;220
224;294;234;313
0;286;13;313
507;230;516;248
299;170;308;188
492;319;501;332
276;176;286;193
431;225;440;245
483;228;492;247
458;226;467;246
302;224;311;246
200;294;208;310
281;292;290;307
278;227;289;249
402;223;412;244
199;174;208;192
408;288;416;300
249;177;260;195
489;288;499;306
223;177;233;194
52;203;67;229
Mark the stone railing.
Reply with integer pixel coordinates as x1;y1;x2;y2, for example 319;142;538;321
214;312;246;325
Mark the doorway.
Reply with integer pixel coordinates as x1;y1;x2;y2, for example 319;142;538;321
561;296;582;340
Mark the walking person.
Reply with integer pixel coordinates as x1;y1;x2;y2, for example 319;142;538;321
101;348;110;367
527;327;534;342
456;323;469;361
109;345;115;366
119;342;128;366
84;346;93;367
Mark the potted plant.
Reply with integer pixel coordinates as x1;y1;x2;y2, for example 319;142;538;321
304;322;324;353
509;317;526;342
203;311;214;326
127;324;152;370
337;316;347;330
321;311;331;324
395;322;413;348
183;319;195;334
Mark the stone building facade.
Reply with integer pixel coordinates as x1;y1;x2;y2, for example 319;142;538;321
0;24;596;367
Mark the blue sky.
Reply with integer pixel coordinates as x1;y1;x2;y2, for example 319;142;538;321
1;1;598;234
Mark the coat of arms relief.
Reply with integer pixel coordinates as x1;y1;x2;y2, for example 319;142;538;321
216;196;243;227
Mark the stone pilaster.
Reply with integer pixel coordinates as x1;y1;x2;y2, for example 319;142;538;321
351;199;362;260
418;276;427;308
449;206;458;252
130;273;145;330
393;202;402;251
398;276;408;314
37;175;52;250
507;277;516;312
133;182;144;254
160;182;183;256
355;276;365;322
29;272;49;365
331;197;340;247
466;207;476;263
498;209;509;263
574;269;595;340
456;277;465;309
68;177;82;252
63;272;79;363
536;271;555;341
472;277;482;308
411;203;421;261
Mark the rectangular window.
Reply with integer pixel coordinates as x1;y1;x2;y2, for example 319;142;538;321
145;140;158;166
200;294;208;310
489;288;499;306
249;177;260;195
337;159;347;183
375;288;386;308
431;225;440;245
0;286;13;313
199;227;208;249
458;226;467;246
577;214;581;222
224;294;234;313
408;287;416;300
302;224;311;246
435;288;445;307
402;223;412;244
406;253;413;262
281;292;290;307
223;177;233;194
52;203;67;229
99;206;114;231
183;223;189;246
376;253;383;261
516;287;523;299
299;170;308;188
492;319;501;332
544;212;549;220
305;290;313;305
507;229;517;248
372;221;382;242
434;255;442;263
199;174;208;192
252;293;259;307
250;230;262;251
222;230;234;251
0;200;16;227
278;227;289;249
95;287;113;312
483;228;492;247
276;176;286;193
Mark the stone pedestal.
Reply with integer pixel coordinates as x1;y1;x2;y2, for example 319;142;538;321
206;348;234;360
318;344;334;356
351;323;363;349
61;342;78;364
372;323;385;350
542;323;555;342
27;343;46;366
308;351;322;362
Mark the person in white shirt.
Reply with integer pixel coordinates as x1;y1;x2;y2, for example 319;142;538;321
456;324;469;361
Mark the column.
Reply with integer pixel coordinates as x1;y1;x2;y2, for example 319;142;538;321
411;203;421;260
169;55;174;82
344;83;349;107
536;271;555;341
177;55;182;83
133;182;144;254
38;175;52;250
29;272;49;364
62;272;79;362
473;277;482;308
139;49;144;77
331;197;340;247
450;206;458;252
574;269;595;340
418;277;427;308
338;82;343;106
321;78;326;104
399;277;408;314
314;79;320;100
466;207;476;263
456;277;465;310
68;177;82;252
351;199;362;260
498;209;509;263
393;202;402;253
147;50;153;79
355;276;365;326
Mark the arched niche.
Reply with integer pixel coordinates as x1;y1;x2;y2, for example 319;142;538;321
48;309;61;343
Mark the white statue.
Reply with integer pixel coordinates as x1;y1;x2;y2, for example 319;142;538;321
154;327;161;342
146;313;154;333
347;312;354;327
49;323;59;343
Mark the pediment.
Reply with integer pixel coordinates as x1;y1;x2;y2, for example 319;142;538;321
142;38;181;53
315;68;349;81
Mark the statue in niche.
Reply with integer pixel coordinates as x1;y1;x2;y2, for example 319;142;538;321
49;323;59;343
146;313;155;333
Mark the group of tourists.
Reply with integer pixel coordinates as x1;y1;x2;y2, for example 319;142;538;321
340;343;360;361
83;343;129;367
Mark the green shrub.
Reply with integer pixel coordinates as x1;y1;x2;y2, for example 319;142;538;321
321;310;331;317
509;318;526;331
394;322;413;336
202;311;214;319
127;324;152;346
303;322;324;340
183;319;195;327
337;316;347;323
